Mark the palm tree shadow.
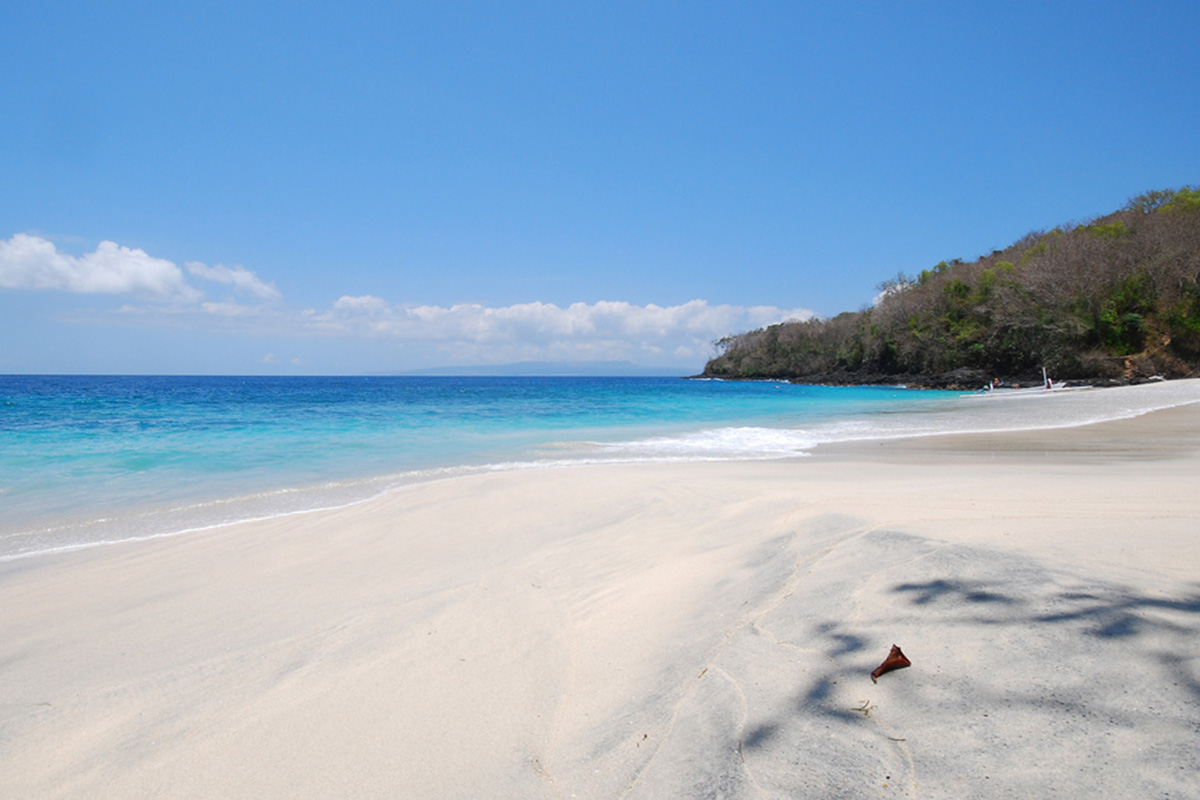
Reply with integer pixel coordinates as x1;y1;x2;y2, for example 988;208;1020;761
892;578;1018;607
738;578;1200;757
891;577;1200;643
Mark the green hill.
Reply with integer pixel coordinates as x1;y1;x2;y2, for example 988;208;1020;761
702;187;1200;387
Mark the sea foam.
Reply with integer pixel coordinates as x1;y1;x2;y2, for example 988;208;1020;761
2;376;1197;561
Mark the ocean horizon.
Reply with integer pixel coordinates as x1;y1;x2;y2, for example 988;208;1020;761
3;374;1197;562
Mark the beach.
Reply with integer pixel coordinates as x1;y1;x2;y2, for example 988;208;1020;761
2;392;1198;798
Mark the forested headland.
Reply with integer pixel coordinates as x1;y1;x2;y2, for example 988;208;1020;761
702;187;1200;388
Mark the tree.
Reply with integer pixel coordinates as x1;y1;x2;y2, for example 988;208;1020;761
702;188;1200;383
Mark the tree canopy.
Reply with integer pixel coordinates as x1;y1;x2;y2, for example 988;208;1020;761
703;187;1200;386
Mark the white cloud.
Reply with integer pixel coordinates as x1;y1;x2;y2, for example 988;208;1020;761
308;297;815;364
3;231;818;368
316;298;813;342
187;261;280;300
0;233;200;301
200;300;263;317
333;294;389;313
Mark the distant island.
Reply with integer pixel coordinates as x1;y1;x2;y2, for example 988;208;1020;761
389;361;694;377
702;187;1200;389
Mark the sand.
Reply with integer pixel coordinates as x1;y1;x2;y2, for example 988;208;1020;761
1;392;1198;798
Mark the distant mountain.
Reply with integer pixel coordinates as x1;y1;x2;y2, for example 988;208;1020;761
393;361;695;377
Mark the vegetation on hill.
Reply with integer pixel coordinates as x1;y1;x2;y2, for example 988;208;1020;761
702;187;1200;386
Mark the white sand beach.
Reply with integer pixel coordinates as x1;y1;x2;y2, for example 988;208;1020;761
2;386;1199;798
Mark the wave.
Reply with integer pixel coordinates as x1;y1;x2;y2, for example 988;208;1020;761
5;380;1197;563
590;379;1200;459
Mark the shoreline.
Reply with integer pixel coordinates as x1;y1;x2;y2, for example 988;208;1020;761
1;394;1198;797
6;379;1198;565
819;397;1200;462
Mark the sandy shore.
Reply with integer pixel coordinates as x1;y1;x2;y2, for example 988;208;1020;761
2;395;1199;798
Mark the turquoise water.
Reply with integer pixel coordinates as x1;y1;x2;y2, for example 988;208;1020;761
2;375;1196;560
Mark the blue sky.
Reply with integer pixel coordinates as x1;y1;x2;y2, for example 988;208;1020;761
2;1;1197;374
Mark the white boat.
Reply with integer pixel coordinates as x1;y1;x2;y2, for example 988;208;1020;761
963;368;1092;398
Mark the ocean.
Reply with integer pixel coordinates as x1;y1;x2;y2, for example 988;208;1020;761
2;374;1197;561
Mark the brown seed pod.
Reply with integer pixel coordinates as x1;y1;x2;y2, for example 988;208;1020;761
870;644;911;683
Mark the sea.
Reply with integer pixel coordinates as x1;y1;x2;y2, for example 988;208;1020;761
2;374;1197;562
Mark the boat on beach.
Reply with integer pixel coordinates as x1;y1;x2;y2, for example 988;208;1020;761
964;368;1092;398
